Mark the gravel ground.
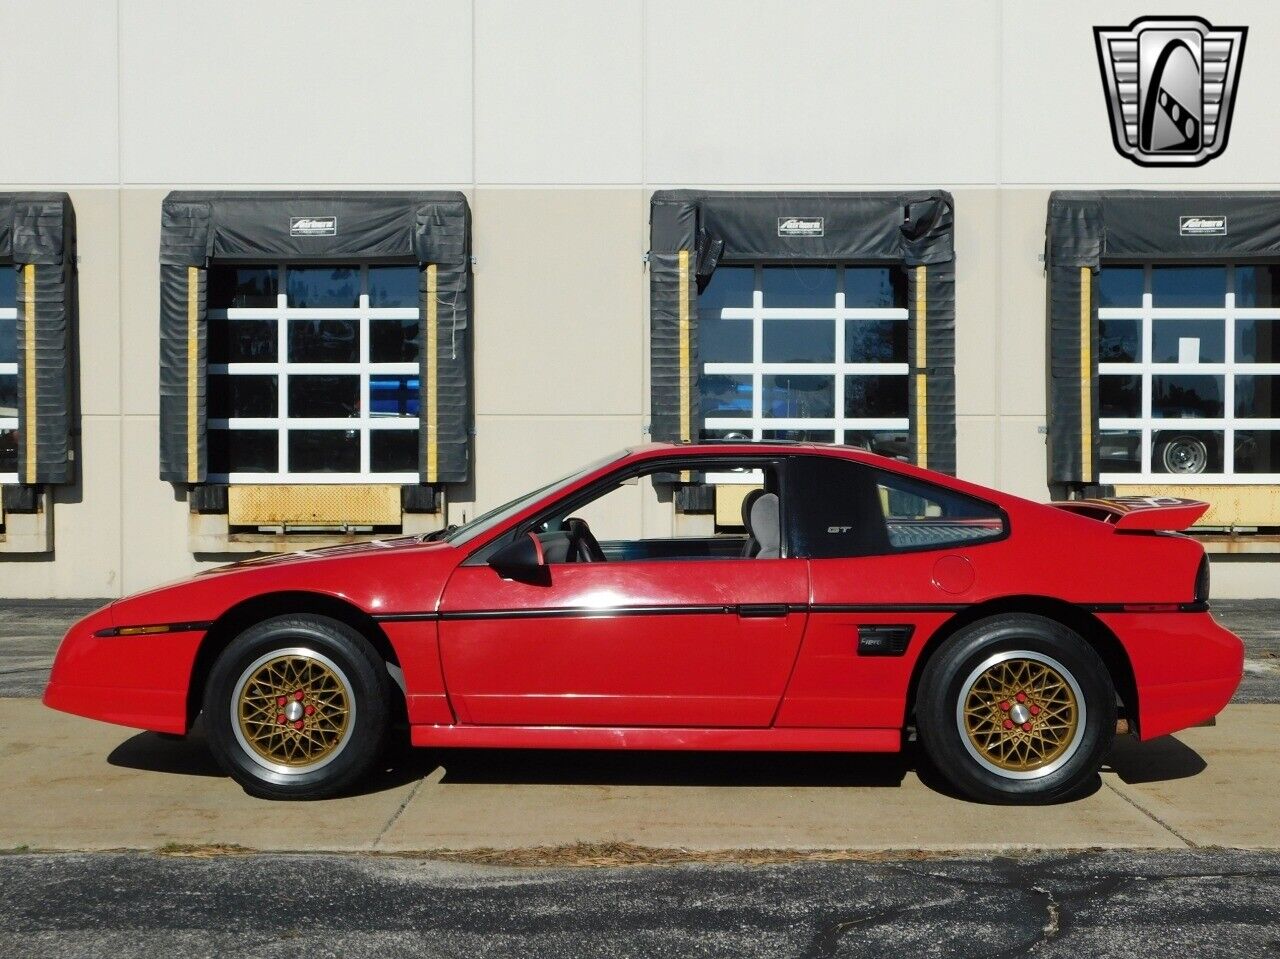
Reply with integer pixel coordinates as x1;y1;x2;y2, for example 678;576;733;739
0;848;1276;958
1;597;1275;701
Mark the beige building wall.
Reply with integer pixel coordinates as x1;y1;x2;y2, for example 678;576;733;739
3;1;1280;598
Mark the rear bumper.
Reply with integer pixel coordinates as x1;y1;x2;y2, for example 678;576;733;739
42;605;204;735
1099;610;1244;740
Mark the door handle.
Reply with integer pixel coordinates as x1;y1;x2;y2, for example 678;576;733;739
737;604;789;618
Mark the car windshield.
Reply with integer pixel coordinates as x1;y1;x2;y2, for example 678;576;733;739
439;451;629;546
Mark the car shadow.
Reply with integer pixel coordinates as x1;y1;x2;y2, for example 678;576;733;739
104;727;1209;800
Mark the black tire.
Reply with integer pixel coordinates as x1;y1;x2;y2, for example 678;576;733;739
916;614;1115;805
203;614;391;800
1156;433;1209;474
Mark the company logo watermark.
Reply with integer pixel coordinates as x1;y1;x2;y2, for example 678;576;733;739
1094;16;1246;167
290;216;337;237
1180;215;1227;236
778;216;824;238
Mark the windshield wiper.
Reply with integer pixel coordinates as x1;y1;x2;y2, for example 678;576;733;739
421;524;458;542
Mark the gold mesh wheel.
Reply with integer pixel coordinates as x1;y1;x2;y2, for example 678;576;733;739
960;653;1081;776
234;649;352;773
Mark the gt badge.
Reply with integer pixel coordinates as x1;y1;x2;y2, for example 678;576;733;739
1094;16;1246;167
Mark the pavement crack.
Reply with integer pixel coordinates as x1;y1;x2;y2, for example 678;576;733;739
1101;779;1198;848
1030;885;1061;952
372;776;426;849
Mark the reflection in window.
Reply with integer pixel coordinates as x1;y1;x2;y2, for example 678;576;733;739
367;266;420;307
209;320;276;364
288;320;359;363
1097;263;1280;480
208;429;277;474
698;264;909;455
0;428;16;475
1098;267;1144;308
1151;265;1226;307
0;373;16;418
208;267;277;308
208;374;276;419
289;429;360;473
289;375;360;418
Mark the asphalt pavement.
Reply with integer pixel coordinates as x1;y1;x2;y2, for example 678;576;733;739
0;848;1277;958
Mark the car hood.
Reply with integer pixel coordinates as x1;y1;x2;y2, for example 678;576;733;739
199;535;439;574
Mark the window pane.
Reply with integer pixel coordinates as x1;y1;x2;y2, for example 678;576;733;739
208;267;278;308
845;319;906;362
1099;375;1141;418
370;320;419;362
761;266;836;308
1236;431;1280;473
1235;319;1280;363
1098;319;1141;362
289;375;359;417
288;430;359;473
367;266;420;307
876;470;1004;550
288;319;359;363
1098;266;1144;307
209;319;276;363
0;265;15;307
1234;375;1280;418
762;374;833;418
370;429;418;473
785;456;885;558
699;267;754;363
1234;265;1280;307
1099;430;1142;473
845;267;906;308
761;429;834;442
1152;319;1224;363
1152;430;1223;475
208;429;277;473
370;375;420;418
699;427;752;441
286;266;359;307
208;374;277;418
0;318;14;364
763;319;833;362
0;374;15;418
845;429;909;460
1152;375;1223;418
0;428;15;474
1151;265;1226;307
700;373;752;419
845;375;908;418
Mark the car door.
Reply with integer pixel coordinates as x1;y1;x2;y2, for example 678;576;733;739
437;464;809;728
774;454;1007;730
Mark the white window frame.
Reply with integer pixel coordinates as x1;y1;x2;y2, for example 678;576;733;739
0;295;17;485
207;264;421;485
1098;262;1280;485
702;264;909;483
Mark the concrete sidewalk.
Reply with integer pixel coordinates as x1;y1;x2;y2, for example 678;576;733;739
1;698;1275;854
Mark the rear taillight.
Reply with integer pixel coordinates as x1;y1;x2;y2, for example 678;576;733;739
1195;555;1210;604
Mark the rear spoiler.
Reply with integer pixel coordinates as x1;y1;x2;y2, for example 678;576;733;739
1050;496;1209;531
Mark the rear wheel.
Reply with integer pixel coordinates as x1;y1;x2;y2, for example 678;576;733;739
916;614;1115;804
203;615;391;800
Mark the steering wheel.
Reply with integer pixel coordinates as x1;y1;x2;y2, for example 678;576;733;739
560;517;606;563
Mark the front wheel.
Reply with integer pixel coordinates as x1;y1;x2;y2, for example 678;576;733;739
916;614;1115;804
203;615;391;800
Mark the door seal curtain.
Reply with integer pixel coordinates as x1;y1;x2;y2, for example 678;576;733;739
648;190;956;498
1045;190;1280;494
0;193;76;493
157;191;472;491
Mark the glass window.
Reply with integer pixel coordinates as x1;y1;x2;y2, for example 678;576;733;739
1234;265;1280;307
1098;267;1144;307
1151;319;1224;363
208;267;277;309
698;264;909;458
0;265;16;483
786;455;1003;558
206;264;421;482
1097;263;1280;481
1151;265;1226;307
286;267;360;307
1236;431;1280;473
367;266;420;307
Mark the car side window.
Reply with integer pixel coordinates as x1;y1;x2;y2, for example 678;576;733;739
786;456;1005;558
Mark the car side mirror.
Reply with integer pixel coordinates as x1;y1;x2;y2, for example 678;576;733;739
488;532;550;584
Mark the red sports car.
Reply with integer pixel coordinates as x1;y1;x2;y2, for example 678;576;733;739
44;443;1243;803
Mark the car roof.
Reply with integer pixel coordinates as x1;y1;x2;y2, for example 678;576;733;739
624;440;880;462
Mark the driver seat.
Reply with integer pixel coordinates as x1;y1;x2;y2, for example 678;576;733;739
561;517;606;563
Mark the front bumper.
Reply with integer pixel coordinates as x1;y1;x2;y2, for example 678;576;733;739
42;604;205;735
